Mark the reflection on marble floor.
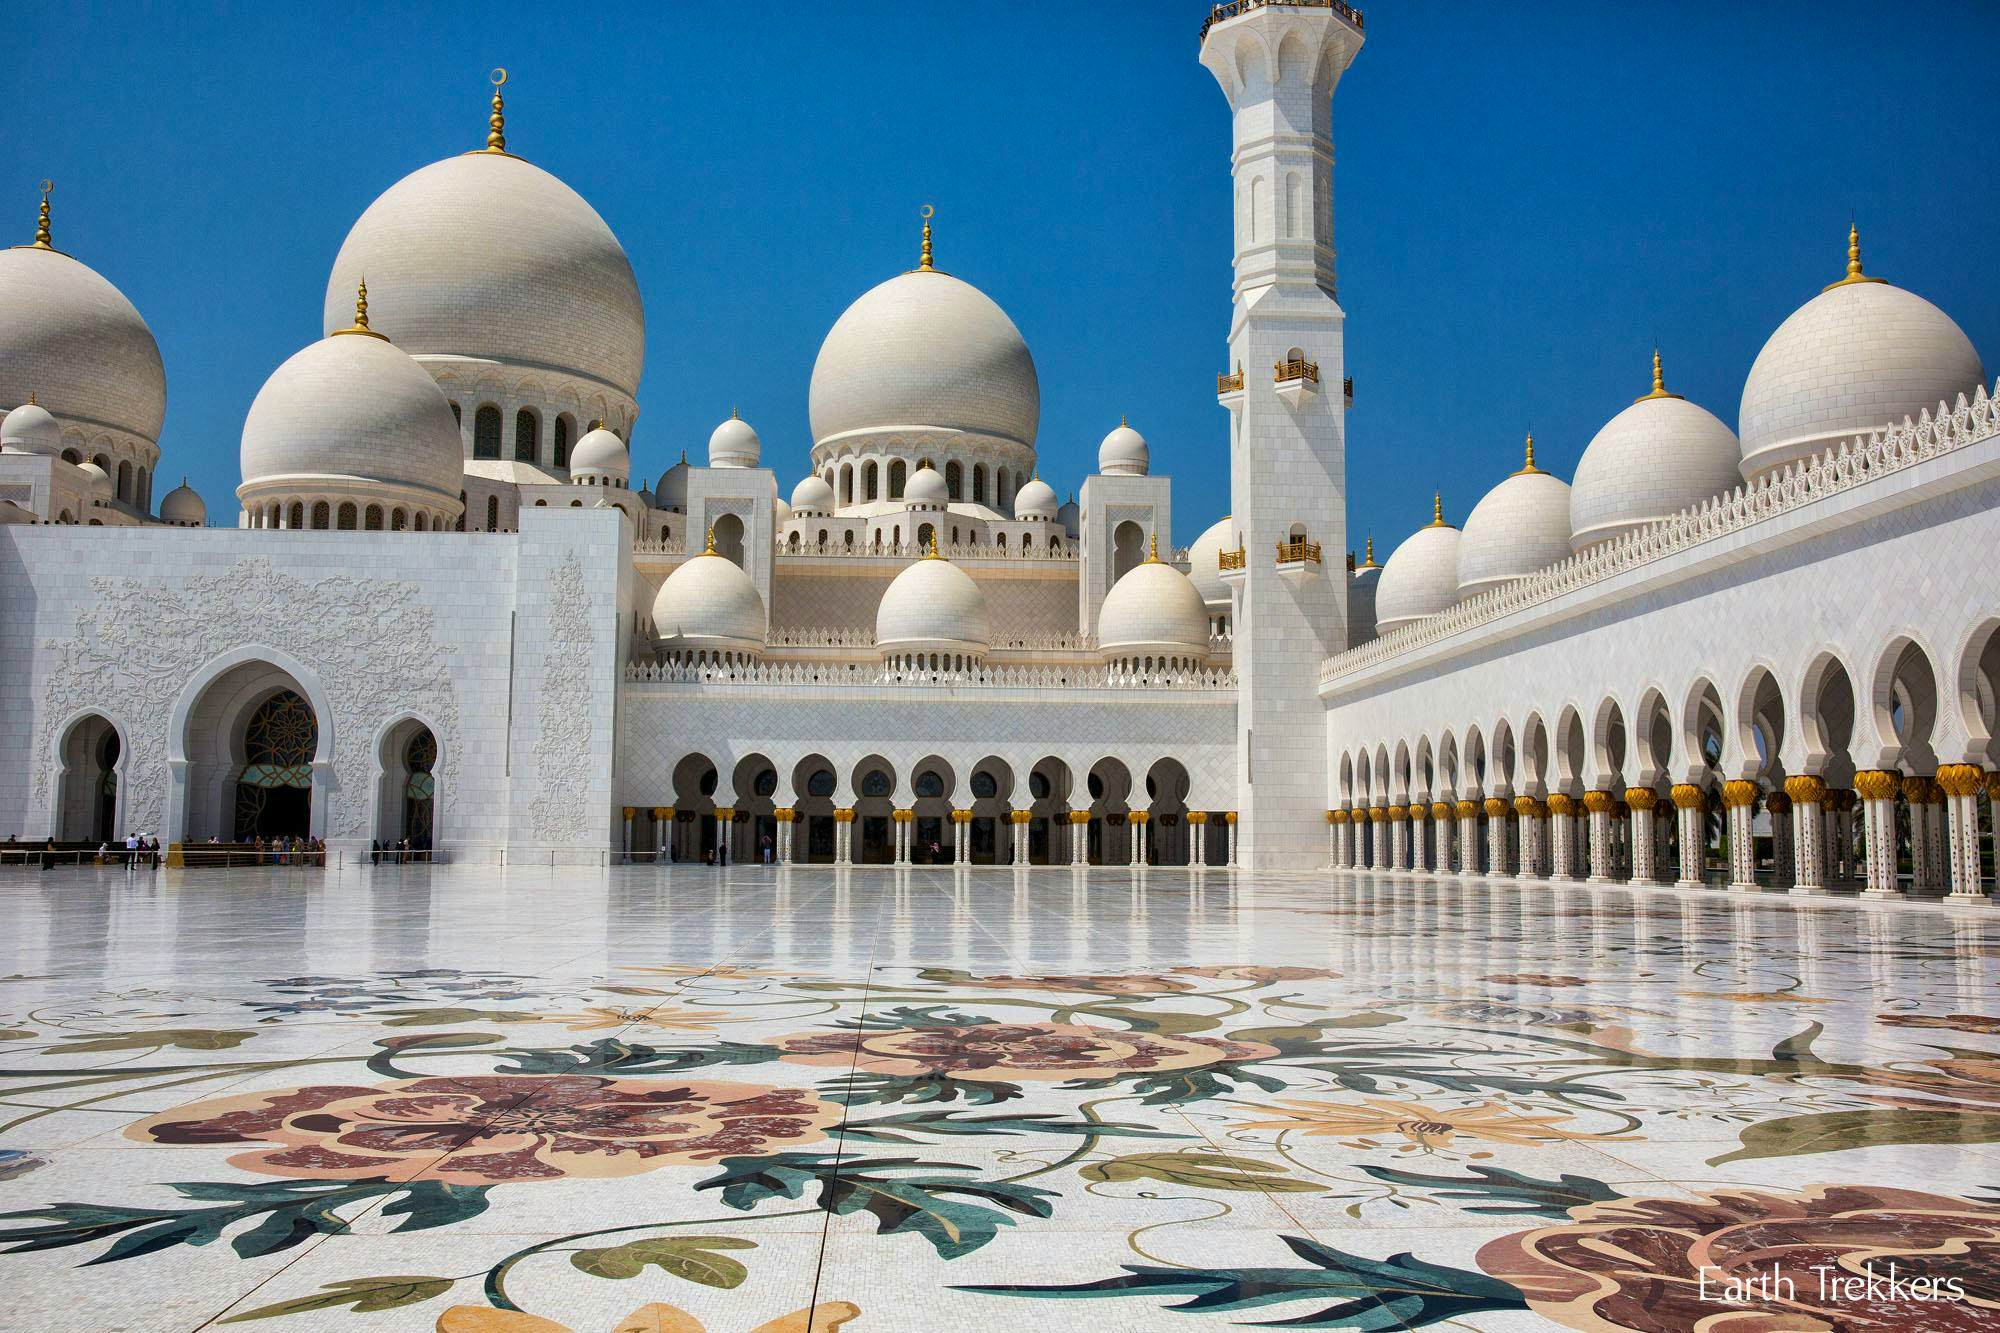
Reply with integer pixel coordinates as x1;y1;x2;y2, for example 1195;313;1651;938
2;864;1998;1331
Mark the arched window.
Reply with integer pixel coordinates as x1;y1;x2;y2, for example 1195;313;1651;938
889;460;906;498
1047;534;1060;553
553;415;573;468
390;508;407;531
449;402;462;426
945;461;962;500
514;408;539;464
839;464;853;508
473;405;502;459
917;522;935;550
486;495;500;531
414;512;428;531
713;514;746;567
337;502;358;530
60;447;79;464
116;461;132;503
892;526;901;546
864;461;879;501
534;498;547;507
456;492;467;532
972;465;986;504
997;532;1007;548
997;468;1012;510
843;529;856;549
287;502;305;529
364;504;384;531
1022;532;1032;549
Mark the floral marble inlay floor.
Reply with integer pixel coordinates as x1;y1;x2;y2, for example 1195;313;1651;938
2;864;1998;1330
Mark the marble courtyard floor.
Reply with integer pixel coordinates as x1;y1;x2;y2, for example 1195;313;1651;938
2;865;1998;1331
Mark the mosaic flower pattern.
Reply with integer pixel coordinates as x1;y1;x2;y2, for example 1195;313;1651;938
770;1022;1278;1083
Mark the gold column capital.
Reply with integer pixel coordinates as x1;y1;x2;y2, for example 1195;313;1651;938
1327;809;1346;824
772;808;796;822
712;807;734;821
1783;775;1827;805
1069;810;1091;824
1223;811;1238;825
1430;801;1453;819
1937;763;1986;798
1407;803;1428;822
1128;810;1150;825
1010;809;1032;824
1385;804;1406;821
1483;797;1509;818
1454;800;1478;818
1623;787;1659;812
833;808;855;823
621;806;636;820
1583;790;1615;814
1764;791;1792;815
651;806;673;820
1853;769;1901;802
1513;795;1545;818
1669;783;1707;811
1187;811;1209;825
1546;793;1577;816
1900;775;1943;806
1721;780;1760;810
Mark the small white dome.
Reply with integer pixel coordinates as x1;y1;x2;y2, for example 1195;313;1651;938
1098;419;1149;476
239;325;463;503
1374;505;1463;633
324;152;644;397
1185;517;1235;609
1;400;60;455
1097;548;1212;663
876;553;990;658
570;425;629;480
652;544;767;654
159;478;206;526
0;245;166;447
774;496;792;526
75;459;111;494
1739;230;1984;482
903;463;949;506
708;414;760;468
810;264;1038;451
791;474;835;512
1457;439;1574;600
1572;359;1742;550
1013;475;1058;520
655;456;690;511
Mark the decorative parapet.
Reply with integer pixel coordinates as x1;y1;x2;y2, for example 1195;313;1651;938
1201;0;1363;43
774;540;1077;563
631;536;686;555
1274;356;1320;385
625;660;1237;692
1276;539;1322;565
1217;369;1245;394
1321;379;2000;687
1218;546;1247;572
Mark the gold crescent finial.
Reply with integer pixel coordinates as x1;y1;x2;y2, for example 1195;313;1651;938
1635;346;1683;403
1364;535;1377;567
1514;431;1541;475
26;390;35;406
1431;491;1445;527
1147;530;1160;562
32;179;53;250
485;68;509;154
927;527;941;559
1823;220;1886;291
917;203;935;271
704;525;717;554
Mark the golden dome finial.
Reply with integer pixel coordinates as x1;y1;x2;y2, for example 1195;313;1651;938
1514;431;1542;476
703;525;716;554
926;527;941;559
1147;530;1160;563
26;390;36;406
917;204;935;271
484;68;509;155
1430;491;1445;527
31;179;52;250
333;278;389;340
1362;535;1378;568
1635;346;1684;403
1823;220;1886;292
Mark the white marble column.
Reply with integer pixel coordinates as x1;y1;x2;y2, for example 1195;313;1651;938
621;807;634;861
1390;809;1410;872
1071;811;1089;866
1671;785;1707;889
1484;800;1510;879
1189;812;1209;868
1784;778;1825;894
1458;803;1480;876
1549;795;1575;881
956;812;972;865
1906;777;1946;895
1939;765;1988;902
1225;814;1238;868
1767;793;1794;888
1855;771;1900;897
1626;789;1658;884
1326;812;1339;867
1723;782;1759;891
835;810;853;867
1432;803;1453;873
1514;798;1545;880
776;810;794;865
1409;809;1430;873
1585;791;1615;883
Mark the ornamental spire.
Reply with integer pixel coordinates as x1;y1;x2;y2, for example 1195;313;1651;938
1147;530;1160;563
1635;347;1683;403
1429;491;1445;527
332;278;389;340
917;204;935;271
1823;221;1886;292
483;68;509;154
1515;431;1541;476
703;526;717;554
30;179;52;249
926;528;941;558
1363;535;1377;567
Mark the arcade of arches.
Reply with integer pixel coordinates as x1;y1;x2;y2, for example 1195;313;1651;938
622;754;1240;867
1329;632;2000;904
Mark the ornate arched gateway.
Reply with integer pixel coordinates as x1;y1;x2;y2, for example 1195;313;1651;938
234;689;317;840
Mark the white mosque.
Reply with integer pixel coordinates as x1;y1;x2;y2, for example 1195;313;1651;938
2;1;1996;899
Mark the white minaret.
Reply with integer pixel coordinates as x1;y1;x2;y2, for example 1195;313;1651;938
1201;1;1364;868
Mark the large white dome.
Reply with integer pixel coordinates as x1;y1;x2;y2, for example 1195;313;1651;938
1185;517;1235;609
876;554;990;658
1097;549;1211;663
1457;440;1573;600
239;327;464;501
323;152;644;396
1375;502;1463;633
652;545;767;654
0;245;166;446
1571;356;1743;551
1739;233;1983;482
809;268;1038;450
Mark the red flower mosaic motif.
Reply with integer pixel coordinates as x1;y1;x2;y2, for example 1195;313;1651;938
951;973;1197;996
1477;1184;2000;1331
126;1075;839;1186
771;1022;1279;1084
1171;965;1341;983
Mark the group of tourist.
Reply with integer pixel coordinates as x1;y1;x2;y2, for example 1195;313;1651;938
368;838;433;864
240;835;325;866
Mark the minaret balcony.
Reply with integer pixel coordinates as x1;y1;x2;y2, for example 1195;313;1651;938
1275;538;1323;585
1218;544;1248;586
1216;369;1245;409
1274;357;1320;409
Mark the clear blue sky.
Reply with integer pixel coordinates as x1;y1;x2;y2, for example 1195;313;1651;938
10;1;1998;551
